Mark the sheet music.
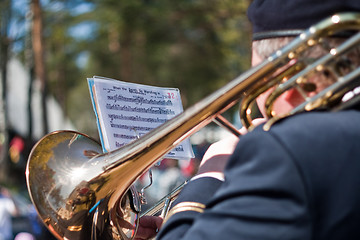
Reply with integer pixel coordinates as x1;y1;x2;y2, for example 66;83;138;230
88;76;194;159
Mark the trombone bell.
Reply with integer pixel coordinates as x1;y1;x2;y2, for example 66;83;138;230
26;131;140;240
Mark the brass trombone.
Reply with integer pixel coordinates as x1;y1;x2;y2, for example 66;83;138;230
26;13;360;240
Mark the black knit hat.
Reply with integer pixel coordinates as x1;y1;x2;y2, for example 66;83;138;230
247;0;360;40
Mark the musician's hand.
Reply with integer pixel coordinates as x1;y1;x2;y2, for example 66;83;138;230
196;135;239;178
134;216;163;240
195;118;266;179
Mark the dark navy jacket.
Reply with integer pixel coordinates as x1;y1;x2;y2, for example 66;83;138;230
158;109;360;240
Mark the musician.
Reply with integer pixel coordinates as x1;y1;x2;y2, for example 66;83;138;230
135;0;360;239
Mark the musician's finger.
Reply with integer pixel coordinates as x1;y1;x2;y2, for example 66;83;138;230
134;216;163;239
139;215;163;229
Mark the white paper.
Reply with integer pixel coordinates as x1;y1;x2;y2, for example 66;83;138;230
88;76;194;159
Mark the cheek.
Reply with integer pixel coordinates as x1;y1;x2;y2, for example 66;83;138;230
272;92;299;115
256;88;301;117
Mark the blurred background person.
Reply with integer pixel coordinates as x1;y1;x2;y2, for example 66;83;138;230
0;186;18;240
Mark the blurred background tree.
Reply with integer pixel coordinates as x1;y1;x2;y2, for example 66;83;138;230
0;0;11;181
2;0;252;186
29;0;251;135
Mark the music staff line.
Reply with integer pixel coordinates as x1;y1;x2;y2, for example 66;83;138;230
113;136;185;152
108;114;168;124
107;94;173;106
106;104;176;115
110;123;154;132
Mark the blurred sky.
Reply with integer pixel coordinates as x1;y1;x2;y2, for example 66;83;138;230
9;0;95;53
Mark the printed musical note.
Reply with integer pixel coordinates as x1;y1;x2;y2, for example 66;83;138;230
108;114;167;124
105;104;176;115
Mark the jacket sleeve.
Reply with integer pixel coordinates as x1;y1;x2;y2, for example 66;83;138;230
157;128;312;240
